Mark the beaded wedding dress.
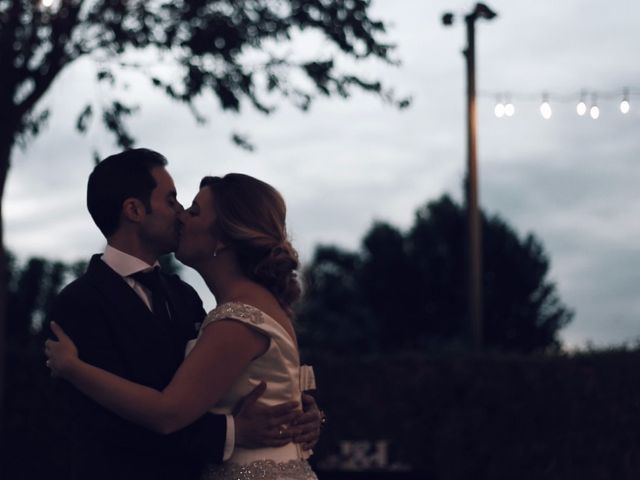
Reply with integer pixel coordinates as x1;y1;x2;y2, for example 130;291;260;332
185;302;318;480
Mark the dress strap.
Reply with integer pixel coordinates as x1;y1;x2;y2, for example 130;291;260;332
200;302;290;344
203;302;266;328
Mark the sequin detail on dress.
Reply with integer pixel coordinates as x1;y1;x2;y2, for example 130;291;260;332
208;302;265;325
201;459;317;480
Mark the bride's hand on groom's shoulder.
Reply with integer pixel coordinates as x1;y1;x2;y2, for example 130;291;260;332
44;322;80;378
233;381;300;449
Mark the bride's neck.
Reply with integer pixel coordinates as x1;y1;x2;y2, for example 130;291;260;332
197;255;251;304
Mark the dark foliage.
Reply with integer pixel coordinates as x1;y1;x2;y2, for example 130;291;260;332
297;195;573;354
296;246;380;354
1;0;409;153
306;350;640;479
6;252;87;351
5;345;640;478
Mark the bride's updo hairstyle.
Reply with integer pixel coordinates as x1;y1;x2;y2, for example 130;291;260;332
200;174;301;315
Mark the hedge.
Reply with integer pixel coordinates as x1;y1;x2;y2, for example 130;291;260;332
3;348;640;479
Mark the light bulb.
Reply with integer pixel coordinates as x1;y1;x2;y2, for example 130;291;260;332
540;101;552;120
505;102;515;117
494;102;505;118
620;99;630;114
589;94;599;119
42;0;54;6
620;88;630;114
576;90;589;117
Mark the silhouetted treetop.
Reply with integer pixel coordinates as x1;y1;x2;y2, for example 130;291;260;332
298;195;573;355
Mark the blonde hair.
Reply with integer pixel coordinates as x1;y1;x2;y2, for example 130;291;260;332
200;174;301;315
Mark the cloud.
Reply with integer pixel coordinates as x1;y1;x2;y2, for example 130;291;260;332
4;0;640;349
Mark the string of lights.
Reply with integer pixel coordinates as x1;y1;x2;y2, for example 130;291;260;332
478;87;640;120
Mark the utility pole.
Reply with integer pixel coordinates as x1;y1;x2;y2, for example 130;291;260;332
442;3;497;349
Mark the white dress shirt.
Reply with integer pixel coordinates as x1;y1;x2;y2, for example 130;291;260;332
101;245;235;461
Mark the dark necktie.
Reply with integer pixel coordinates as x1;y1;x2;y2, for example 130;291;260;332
130;268;173;325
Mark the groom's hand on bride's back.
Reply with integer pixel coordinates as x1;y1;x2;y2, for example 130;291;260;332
291;393;322;451
233;381;299;448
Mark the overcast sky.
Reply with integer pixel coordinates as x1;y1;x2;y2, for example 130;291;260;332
5;0;640;349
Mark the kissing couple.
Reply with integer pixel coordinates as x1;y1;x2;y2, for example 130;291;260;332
44;148;323;480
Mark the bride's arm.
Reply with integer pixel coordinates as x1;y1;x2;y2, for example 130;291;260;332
46;320;269;435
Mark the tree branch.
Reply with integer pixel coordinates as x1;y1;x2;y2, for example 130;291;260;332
15;0;84;123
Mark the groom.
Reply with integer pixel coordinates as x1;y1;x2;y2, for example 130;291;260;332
48;148;321;480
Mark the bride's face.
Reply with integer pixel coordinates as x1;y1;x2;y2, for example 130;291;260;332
176;187;219;266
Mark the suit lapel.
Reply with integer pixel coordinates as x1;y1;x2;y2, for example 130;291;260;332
83;255;185;383
85;255;164;331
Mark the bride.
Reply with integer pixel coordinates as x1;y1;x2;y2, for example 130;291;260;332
46;173;320;480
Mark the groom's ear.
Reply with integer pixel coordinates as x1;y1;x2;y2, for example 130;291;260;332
121;198;146;223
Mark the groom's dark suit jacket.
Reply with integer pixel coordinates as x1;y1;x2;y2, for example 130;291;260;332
48;255;226;480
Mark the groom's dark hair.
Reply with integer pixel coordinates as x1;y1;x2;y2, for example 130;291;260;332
87;148;168;238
